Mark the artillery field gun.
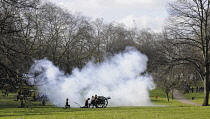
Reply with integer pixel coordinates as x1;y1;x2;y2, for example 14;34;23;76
75;96;111;108
95;96;111;108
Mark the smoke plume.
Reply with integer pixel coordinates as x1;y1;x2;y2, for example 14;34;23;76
27;47;155;107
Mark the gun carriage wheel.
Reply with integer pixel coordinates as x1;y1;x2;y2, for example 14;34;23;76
95;96;109;108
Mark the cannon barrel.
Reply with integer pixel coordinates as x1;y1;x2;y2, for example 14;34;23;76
104;96;111;100
97;96;111;100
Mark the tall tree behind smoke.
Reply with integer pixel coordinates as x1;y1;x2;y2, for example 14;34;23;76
27;47;155;107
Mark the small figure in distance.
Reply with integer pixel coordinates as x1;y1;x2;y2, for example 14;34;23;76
5;88;8;97
15;91;21;101
84;98;90;108
95;95;97;100
94;95;97;106
19;93;24;108
32;92;36;101
65;98;70;108
41;95;46;106
90;96;95;108
155;94;158;99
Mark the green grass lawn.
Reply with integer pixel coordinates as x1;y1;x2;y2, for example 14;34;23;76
1;89;210;119
183;91;207;104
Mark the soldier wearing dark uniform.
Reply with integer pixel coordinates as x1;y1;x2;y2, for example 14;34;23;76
91;96;95;107
19;94;24;108
85;98;90;108
65;98;70;108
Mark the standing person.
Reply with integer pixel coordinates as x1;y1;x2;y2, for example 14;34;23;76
155;94;159;99
5;89;8;97
95;95;97;102
65;98;70;108
88;97;91;107
37;93;41;101
19;93;24;108
41;95;46;105
90;96;95;107
33;93;36;101
16;91;21;101
94;95;98;107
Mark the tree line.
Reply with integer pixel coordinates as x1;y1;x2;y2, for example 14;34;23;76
0;0;210;106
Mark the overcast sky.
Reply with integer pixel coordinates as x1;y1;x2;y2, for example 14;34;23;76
45;0;173;32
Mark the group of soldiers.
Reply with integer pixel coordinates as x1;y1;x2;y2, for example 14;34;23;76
16;91;47;108
64;95;98;108
84;95;98;108
16;91;29;108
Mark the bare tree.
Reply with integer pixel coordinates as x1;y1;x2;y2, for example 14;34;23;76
0;0;40;91
165;0;210;106
0;0;40;76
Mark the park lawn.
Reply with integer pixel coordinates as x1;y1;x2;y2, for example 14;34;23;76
183;92;207;104
1;104;210;119
1;89;210;119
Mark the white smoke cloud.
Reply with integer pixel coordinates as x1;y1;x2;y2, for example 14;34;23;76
27;47;155;107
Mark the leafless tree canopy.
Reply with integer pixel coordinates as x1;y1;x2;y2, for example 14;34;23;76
165;0;210;106
1;0;209;105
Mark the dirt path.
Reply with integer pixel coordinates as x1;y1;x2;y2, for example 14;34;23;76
173;89;201;106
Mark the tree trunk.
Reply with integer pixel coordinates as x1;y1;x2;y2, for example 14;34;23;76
171;89;173;100
202;63;210;106
165;92;169;102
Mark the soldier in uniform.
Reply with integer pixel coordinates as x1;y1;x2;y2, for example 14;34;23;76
84;98;90;108
65;98;70;108
90;96;95;107
19;94;24;108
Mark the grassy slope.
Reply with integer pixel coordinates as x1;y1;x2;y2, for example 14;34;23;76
0;89;210;119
